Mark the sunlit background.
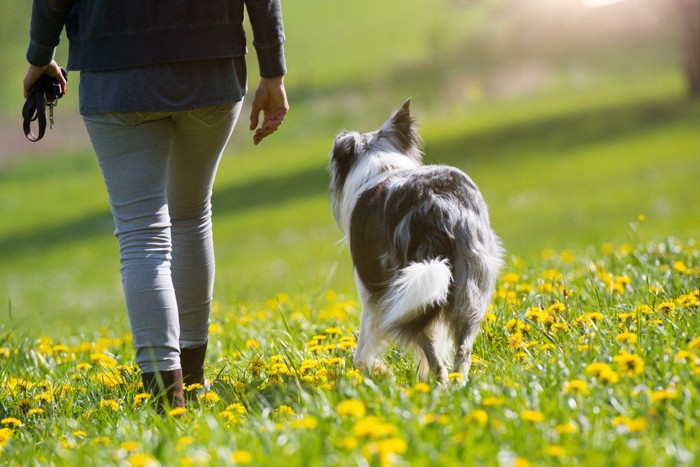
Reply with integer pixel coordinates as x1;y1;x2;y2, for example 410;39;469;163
1;0;698;335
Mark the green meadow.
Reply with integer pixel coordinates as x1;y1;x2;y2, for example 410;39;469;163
1;0;699;465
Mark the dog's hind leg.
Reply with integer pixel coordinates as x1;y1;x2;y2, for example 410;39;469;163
415;331;448;383
451;322;481;383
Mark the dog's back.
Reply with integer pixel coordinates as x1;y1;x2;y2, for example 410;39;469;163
350;165;501;332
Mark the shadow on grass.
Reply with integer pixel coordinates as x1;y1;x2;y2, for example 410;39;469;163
0;211;115;260
1;96;695;259
424;96;698;166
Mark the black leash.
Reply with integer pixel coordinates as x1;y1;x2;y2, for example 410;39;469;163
22;68;68;142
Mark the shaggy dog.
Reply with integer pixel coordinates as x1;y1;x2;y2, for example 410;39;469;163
329;100;503;382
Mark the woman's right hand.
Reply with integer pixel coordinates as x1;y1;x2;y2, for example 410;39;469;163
23;60;67;99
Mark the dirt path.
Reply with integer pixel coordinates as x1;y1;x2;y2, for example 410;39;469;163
0;114;91;167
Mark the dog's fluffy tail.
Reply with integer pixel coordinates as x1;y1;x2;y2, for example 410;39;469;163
380;258;452;331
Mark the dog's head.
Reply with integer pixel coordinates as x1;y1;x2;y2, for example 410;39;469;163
329;100;423;227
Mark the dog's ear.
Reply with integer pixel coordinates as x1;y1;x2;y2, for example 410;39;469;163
380;99;422;161
330;131;358;186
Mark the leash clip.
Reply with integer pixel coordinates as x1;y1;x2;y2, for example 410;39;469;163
48;101;56;129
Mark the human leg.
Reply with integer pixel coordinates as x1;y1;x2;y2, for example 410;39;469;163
83;112;181;375
167;102;242;383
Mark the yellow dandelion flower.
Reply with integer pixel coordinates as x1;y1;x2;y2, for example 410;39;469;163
673;261;688;273
599;368;620;384
34;391;53;404
95;371;124;388
120;440;141;452
0;428;13;448
324;289;338;302
352;416;398;438
502;272;520;284
677;293;700;308
245;339;260;350
168;407;187;417
90;352;117;367
514;458;532;467
91;436;110;446
674;350;697;363
219;411;243;425
329;357;345;368
198;391;221;404
554;422;578;434
546;445;567;457
274;405;296;418
346;368;362;385
413;382;431;393
290;415;318;429
560;250;575;263
335;436;359;450
1;417;23;428
586;362;610;377
209;322;221;335
448;372;464;383
246;358;266;374
615;332;638;345
61;439;77;449
547;302;566;314
100;400;120;412
650;389;679;402
28;408;44;416
376;437;407;457
225;403;247;416
482;397;504;407
541;248;556;260
655;302;676;315
176;436;195;451
688;336;700;351
127;453;158;467
465;410;488;427
520;410;545;423
563;379;589;395
306;344;323;354
612;416;647;432
337;400;366;418
132;393;152;409
231;450;253;465
324;327;342;335
613;353;645;376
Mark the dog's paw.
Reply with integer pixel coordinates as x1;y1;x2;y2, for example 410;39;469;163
355;357;392;379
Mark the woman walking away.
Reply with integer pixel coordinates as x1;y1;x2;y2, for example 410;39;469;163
24;0;289;412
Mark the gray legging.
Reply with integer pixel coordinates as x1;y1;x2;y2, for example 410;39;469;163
83;101;243;373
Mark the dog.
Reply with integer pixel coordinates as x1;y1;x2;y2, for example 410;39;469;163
329;99;503;382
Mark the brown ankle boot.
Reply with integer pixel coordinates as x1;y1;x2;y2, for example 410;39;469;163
141;369;185;414
181;342;207;383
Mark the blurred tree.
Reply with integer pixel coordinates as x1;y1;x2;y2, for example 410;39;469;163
677;0;700;98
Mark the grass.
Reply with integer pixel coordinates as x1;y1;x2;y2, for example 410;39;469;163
1;239;698;465
2;74;698;335
1;0;699;463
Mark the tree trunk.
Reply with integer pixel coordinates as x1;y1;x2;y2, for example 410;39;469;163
679;0;700;98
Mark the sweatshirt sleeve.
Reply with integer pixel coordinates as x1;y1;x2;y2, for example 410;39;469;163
26;0;73;66
244;0;287;78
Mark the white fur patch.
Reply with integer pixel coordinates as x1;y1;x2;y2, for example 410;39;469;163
381;258;452;331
